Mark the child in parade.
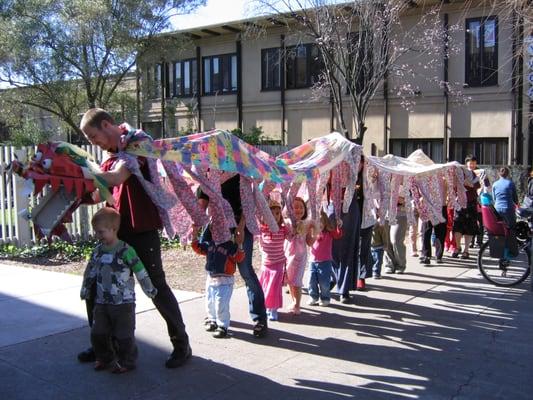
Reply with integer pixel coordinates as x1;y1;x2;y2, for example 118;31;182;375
371;220;388;279
191;220;245;339
308;210;343;306
200;176;269;338
192;189;245;338
452;156;481;260
284;197;315;315
80;207;158;373
409;211;420;257
259;199;290;321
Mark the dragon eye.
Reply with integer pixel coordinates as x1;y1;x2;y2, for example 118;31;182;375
42;159;52;170
33;151;43;162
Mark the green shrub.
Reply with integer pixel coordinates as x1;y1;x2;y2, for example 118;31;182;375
160;235;181;250
231;126;265;145
0;239;97;262
0;234;182;262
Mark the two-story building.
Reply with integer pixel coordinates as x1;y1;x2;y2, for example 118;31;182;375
138;0;532;165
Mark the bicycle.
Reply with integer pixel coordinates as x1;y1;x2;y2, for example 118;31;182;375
477;206;531;287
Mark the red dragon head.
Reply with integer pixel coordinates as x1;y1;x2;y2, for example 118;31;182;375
9;142;98;242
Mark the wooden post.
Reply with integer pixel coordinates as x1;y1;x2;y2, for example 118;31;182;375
13;148;31;246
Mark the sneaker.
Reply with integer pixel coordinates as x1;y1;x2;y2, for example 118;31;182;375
253;321;268;338
385;267;395;274
411;252;419;257
204;320;217;332
460;252;470;259
165;344;192;369
212;326;228;338
420;257;431;265
396;268;405;274
373;274;381;280
319;299;330;306
267;309;279;321
111;361;136;374
451;251;460;258
436;258;444;264
93;360;108;371
356;278;366;291
340;295;351;304
307;298;319;306
499;259;510;270
78;347;96;363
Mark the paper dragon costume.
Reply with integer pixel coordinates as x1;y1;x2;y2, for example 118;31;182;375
9;142;111;241
9;128;469;244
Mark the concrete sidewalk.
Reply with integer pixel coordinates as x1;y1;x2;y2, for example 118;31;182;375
1;254;532;400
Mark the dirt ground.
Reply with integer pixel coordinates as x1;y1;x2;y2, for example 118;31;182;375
2;244;264;294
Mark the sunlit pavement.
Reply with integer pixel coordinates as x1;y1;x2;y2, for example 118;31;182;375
1;251;531;400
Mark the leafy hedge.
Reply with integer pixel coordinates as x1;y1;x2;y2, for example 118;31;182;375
0;240;97;262
0;235;182;262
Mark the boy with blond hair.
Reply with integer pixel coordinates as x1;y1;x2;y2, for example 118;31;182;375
80;207;157;373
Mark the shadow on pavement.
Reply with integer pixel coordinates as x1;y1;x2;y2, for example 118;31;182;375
1;263;533;400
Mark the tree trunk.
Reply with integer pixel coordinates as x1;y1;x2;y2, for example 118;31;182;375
354;119;367;145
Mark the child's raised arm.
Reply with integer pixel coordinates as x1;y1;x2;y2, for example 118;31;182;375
305;221;317;246
191;225;210;256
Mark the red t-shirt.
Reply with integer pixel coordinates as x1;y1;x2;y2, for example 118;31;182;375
101;153;162;235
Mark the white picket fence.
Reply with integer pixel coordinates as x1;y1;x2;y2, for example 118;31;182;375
0;145;104;246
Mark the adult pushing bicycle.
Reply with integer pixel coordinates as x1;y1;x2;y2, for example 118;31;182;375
477;201;532;287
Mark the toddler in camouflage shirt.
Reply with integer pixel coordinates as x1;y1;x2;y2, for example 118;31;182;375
80;207;157;373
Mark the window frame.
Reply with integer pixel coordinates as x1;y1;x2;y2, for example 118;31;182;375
261;47;281;91
146;63;163;100
173;58;198;98
389;138;444;163
285;43;323;90
202;53;238;96
465;16;499;87
449;137;508;165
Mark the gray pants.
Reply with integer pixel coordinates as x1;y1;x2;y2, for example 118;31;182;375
384;215;407;272
91;303;137;368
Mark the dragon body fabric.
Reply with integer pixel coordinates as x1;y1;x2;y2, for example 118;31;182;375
10;129;468;245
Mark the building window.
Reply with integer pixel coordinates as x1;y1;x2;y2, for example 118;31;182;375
389;139;444;163
146;63;163;99
262;48;281;91
449;138;507;165
286;44;323;89
173;59;198;97
465;16;498;87
202;53;237;95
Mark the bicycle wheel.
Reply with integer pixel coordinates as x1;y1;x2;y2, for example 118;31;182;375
477;241;531;286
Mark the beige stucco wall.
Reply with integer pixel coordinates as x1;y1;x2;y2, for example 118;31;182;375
136;1;527;163
389;99;446;139
449;97;512;138
286;103;330;146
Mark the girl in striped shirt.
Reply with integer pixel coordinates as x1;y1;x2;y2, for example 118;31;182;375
259;199;290;321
